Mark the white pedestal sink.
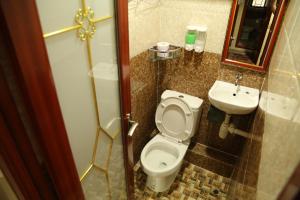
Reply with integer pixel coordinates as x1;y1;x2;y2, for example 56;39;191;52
208;80;259;115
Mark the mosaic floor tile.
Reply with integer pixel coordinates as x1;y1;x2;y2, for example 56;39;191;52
134;161;231;200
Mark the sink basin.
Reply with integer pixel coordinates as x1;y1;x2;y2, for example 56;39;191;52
208;80;259;115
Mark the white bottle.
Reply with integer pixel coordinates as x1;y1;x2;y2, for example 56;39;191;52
194;26;207;53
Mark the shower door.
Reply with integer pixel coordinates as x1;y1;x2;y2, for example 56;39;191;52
33;0;132;199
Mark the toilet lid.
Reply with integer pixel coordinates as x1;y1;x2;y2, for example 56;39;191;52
155;97;194;141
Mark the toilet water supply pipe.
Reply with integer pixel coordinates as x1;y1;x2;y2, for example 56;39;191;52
219;114;251;139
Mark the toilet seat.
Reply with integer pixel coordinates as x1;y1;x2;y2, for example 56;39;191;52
155;97;194;142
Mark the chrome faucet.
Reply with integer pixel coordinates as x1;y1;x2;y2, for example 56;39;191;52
235;73;243;93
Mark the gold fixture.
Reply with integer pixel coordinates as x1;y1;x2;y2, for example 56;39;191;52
75;7;96;41
43;15;112;39
41;0;120;199
43;25;82;38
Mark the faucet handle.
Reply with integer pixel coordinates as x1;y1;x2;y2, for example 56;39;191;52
236;72;243;80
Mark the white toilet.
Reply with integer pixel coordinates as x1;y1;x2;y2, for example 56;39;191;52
140;90;203;192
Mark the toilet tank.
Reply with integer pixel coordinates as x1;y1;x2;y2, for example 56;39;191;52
161;90;204;138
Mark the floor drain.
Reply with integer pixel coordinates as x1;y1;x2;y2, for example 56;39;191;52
211;188;220;196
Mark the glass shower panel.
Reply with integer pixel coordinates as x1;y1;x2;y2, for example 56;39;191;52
87;0;126;199
35;0;126;199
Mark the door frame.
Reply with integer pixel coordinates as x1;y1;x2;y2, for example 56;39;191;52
115;0;134;199
0;0;133;199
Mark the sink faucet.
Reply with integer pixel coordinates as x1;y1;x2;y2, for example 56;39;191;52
235;73;243;93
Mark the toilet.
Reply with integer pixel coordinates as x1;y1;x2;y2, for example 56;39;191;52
140;90;203;192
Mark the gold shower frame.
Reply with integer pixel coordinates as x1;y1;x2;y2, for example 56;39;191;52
43;0;122;199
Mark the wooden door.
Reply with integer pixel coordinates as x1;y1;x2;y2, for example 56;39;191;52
0;0;133;199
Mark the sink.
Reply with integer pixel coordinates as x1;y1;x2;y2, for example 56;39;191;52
208;80;259;115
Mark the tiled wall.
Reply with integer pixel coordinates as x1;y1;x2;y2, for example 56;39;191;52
128;0;232;57
227;106;265;199
128;1;162;162
129;0;266;166
128;0;160;58
228;1;300;199
130;49;265;164
159;51;265;156
130;1;300;199
159;0;232;54
256;0;300;199
130;52;159;163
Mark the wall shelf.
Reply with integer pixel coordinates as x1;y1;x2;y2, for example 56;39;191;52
148;45;181;61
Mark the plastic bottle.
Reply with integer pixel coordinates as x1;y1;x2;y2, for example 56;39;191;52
185;26;197;51
194;26;207;53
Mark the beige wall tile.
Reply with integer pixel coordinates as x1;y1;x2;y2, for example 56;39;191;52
256;1;300;199
128;0;160;58
129;0;233;57
159;0;232;54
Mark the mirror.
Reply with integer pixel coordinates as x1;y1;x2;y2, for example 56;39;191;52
222;0;288;72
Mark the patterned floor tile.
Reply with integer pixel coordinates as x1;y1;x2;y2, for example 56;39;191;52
135;162;230;200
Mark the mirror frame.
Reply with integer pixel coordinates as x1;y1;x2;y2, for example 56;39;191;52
221;0;289;72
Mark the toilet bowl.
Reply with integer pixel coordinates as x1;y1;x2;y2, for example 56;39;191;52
140;90;203;192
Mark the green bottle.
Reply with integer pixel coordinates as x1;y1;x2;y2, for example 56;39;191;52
185;26;197;51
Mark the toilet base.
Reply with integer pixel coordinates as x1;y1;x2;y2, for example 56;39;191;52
146;167;180;192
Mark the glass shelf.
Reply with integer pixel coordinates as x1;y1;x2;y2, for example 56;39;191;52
148;45;181;61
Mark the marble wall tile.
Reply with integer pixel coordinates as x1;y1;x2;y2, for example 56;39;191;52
130;51;159;163
128;1;272;196
185;151;234;178
189;143;238;165
218;64;265;89
130;49;266;164
128;0;265;164
160;50;264;156
185;143;237;178
227;106;264;200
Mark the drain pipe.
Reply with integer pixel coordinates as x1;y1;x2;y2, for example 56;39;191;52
219;114;251;139
219;114;231;139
